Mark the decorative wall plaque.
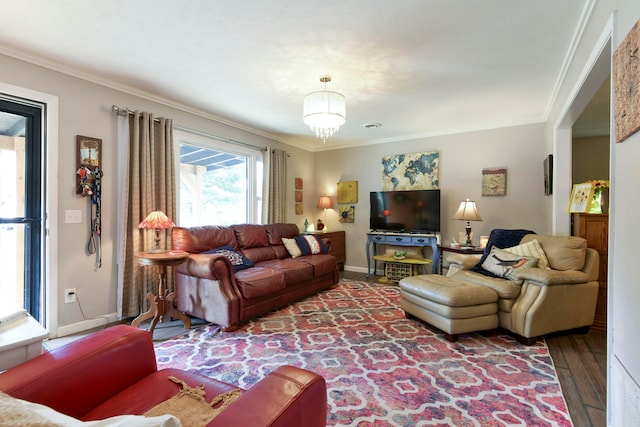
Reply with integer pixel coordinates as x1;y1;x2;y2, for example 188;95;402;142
614;18;640;143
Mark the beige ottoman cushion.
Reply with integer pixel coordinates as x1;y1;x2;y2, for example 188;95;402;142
399;275;499;338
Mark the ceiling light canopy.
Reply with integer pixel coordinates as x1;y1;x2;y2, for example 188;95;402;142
303;75;346;143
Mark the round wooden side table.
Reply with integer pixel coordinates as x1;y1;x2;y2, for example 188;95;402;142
131;251;191;337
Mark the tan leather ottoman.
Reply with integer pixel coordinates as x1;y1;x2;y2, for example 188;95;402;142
399;274;499;342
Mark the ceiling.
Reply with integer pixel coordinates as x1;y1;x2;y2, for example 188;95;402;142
0;0;605;151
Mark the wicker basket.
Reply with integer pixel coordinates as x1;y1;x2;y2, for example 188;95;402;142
384;262;413;282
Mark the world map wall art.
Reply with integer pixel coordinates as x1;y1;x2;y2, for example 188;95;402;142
381;150;439;191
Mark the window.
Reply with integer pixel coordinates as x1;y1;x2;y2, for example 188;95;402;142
175;129;262;227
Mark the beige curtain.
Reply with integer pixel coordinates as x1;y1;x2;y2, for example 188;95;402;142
120;111;176;318
262;147;287;224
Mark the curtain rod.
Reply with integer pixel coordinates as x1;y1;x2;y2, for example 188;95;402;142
112;105;160;123
112;104;267;153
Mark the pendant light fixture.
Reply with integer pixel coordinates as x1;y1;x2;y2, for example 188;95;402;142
303;75;346;143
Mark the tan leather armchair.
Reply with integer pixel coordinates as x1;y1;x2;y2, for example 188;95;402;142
446;234;599;344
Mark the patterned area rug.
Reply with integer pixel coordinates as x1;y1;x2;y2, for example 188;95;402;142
154;280;572;426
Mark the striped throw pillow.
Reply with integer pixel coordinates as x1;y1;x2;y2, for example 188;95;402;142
504;239;550;269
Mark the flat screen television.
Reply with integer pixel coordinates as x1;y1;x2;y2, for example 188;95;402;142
370;190;440;233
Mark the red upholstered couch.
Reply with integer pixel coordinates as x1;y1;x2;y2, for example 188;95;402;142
172;223;339;330
0;325;327;426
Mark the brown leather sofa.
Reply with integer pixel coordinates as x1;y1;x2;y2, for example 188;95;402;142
0;325;327;426
445;233;599;344
172;223;339;330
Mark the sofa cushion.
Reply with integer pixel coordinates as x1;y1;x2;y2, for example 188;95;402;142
264;223;300;245
233;224;269;249
257;259;314;285
521;234;587;271
203;245;254;272
452;269;523;300
173;226;239;252
481;247;539;279
282;237;303;258
504;239;550;269
297;254;336;277
241;246;278;263
234;267;285;299
294;235;329;255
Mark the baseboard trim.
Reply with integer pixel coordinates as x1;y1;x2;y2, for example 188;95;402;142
344;265;367;273
55;313;118;338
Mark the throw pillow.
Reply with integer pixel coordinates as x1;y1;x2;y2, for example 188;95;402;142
504;239;550;269
294;235;329;256
282;237;303;258
203;245;254;272
0;391;182;426
481;247;539;279
472;228;536;277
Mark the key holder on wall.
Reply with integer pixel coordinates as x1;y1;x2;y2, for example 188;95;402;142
76;135;104;269
76;135;102;196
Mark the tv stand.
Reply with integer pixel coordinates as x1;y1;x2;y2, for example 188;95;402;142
366;231;440;277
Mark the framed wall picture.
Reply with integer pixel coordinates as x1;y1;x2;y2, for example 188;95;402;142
337;180;358;204
568;182;595;213
381;150;439;190
76;135;102;196
482;168;507;196
544;154;553;195
613;18;640;143
339;205;355;223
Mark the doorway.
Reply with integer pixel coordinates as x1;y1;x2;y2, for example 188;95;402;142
0;99;45;322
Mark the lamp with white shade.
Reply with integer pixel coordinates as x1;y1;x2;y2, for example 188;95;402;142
452;199;482;248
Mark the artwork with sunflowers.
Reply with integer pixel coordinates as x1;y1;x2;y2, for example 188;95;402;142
568;182;596;213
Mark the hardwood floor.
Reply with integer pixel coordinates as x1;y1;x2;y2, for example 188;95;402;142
345;270;608;427
546;329;607;427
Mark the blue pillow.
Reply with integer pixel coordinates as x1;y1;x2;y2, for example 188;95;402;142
294;235;329;256
203;245;254;272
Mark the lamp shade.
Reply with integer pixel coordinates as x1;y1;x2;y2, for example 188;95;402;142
317;195;333;209
139;211;175;229
452;199;482;222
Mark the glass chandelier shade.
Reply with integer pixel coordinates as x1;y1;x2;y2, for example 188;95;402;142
303;75;346;143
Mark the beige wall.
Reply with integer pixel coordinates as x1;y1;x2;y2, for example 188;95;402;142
313;123;550;271
572;136;610;183
609;1;640;423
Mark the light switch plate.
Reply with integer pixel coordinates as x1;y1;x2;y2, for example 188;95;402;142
64;210;82;224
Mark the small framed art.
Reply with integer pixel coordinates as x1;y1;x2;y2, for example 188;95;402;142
568;182;595;213
482;168;507;196
544;154;553;195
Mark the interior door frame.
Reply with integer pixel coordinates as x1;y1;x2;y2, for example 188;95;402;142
0;81;59;336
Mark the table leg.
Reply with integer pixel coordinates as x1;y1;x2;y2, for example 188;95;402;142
131;265;190;336
164;291;192;330
131;292;157;328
